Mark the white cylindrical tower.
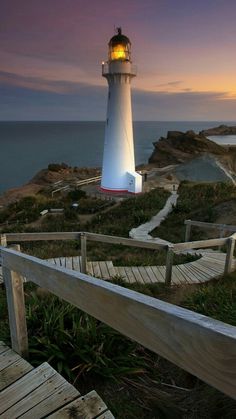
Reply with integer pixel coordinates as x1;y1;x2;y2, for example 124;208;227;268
101;28;142;194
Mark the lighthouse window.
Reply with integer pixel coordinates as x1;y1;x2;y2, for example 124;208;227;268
108;92;111;100
107;118;109;125
111;44;126;60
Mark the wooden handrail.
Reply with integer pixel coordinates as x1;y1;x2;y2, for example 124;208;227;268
1;247;236;399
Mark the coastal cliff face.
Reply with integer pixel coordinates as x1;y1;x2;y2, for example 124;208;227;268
148;130;224;166
200;125;236;136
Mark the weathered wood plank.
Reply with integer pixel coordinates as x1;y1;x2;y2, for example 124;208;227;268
86;261;94;276
4;370;79;418
2;248;236;399
131;266;144;283
189;263;212;281
5;232;81;242
65;257;73;270
115;266;127;281
173;238;227;252
72;256;81;272
84;232;166;250
0;348;22;371
106;261;116;278
47;390;108;418
98;261;110;279
137;267;149;284
0;362;55;414
185;264;206;283
0;342;8;355
91;261;101;278
0;357;33;391
224;237;236;274
150;266;165;283
144;266;157;283
2;266;28;357
124;267;136;283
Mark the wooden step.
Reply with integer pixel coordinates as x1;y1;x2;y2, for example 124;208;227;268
0;343;114;418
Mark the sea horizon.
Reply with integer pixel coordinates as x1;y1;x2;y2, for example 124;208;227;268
1;120;236;195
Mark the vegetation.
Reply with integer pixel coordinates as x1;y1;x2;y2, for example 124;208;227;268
152;181;236;243
86;187;169;237
1;181;236;416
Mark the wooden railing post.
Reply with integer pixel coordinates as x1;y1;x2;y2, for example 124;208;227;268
81;233;87;274
2;256;28;358
224;236;236;274
0;234;7;247
165;245;174;286
185;220;191;242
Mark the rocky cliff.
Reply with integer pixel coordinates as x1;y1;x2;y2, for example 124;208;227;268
200;125;236;136
148;130;224;166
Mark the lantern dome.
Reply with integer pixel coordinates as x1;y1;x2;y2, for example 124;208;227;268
108;28;131;61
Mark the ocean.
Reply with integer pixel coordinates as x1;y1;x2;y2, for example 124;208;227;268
1;121;236;195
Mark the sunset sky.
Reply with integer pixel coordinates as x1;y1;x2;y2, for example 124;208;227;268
1;0;236;120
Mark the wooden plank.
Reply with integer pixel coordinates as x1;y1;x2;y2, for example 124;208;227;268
225;237;235;274
0;357;33;391
192;262;216;278
198;260;224;275
124;267;136;283
185;264;206;283
150;266;165;283
0;348;22;371
5;232;81;242
81;233;87;274
86;261;94;276
4;370;80;418
60;257;66;269
72;256;81;272
189;263;212;281
2;266;28;357
178;264;199;284
115;266;128;281
84;232;166;250
0;362;55;414
47;390;108;419
137;267;150;284
65;257;73;271
2;248;236;399
173;237;227;252
98;262;109;279
0;342;8;355
106;261;116;278
91;261;101;278
131;266;144;283
170;266;183;285
144;266;157;283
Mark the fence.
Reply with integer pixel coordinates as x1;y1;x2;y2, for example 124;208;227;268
0;244;235;399
1;229;236;285
184;219;236;242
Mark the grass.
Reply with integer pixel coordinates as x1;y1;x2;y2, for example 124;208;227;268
1;181;236;417
152;181;236;243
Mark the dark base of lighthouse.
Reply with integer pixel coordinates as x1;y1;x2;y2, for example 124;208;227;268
99;186;142;195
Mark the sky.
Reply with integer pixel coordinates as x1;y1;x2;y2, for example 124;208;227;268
0;0;236;121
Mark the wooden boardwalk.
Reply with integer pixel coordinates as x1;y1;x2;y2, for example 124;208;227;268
0;251;234;286
45;252;230;285
0;341;114;418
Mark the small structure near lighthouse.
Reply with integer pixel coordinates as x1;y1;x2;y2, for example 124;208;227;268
101;28;142;194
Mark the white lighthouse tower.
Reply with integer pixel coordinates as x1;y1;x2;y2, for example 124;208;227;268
101;28;142;194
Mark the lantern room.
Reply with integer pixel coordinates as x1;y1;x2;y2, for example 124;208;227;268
108;27;131;62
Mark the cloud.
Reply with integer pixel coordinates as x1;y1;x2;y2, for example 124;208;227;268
1;70;236;121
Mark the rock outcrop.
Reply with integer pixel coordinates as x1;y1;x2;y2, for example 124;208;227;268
148;130;224;166
200;125;236;136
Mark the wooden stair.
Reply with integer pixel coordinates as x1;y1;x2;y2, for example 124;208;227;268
0;342;114;419
45;253;230;285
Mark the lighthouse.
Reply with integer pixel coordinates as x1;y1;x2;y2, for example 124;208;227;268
101;28;142;194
